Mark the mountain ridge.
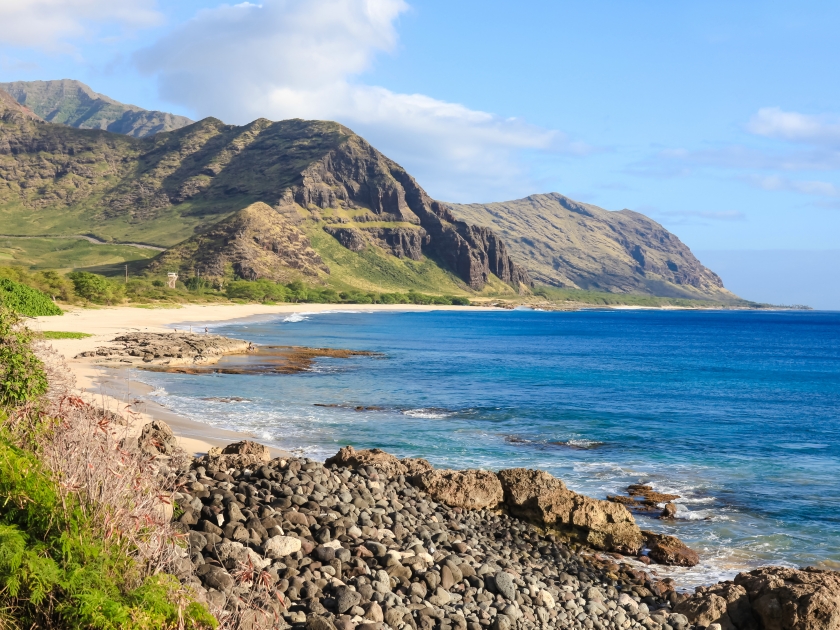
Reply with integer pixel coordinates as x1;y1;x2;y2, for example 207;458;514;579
449;192;732;299
0;82;733;300
0;79;193;138
0;91;528;293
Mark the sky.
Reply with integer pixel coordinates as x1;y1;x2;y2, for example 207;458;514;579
1;0;838;307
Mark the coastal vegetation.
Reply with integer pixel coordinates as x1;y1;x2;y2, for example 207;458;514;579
40;330;93;339
0;306;215;628
531;286;768;309
0;266;473;309
0;278;63;317
1;264;771;312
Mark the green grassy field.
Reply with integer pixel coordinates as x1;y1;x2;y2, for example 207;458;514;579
0;236;158;271
41;331;93;339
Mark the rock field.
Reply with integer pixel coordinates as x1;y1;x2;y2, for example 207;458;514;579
133;424;840;630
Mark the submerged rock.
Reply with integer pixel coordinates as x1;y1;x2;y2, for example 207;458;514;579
644;531;700;567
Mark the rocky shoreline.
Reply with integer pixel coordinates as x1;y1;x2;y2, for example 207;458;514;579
132;424;840;630
75;332;381;375
76;332;254;367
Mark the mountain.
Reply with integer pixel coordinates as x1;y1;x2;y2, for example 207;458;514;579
0;89;528;293
0;83;735;300
0;89;42;122
0;79;193;138
146;202;329;282
449;193;732;299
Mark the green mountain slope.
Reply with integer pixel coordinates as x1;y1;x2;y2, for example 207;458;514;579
0;79;193;138
0;90;528;294
0;83;737;301
449;193;734;300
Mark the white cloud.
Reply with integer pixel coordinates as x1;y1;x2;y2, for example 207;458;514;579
744;175;839;197
643;207;746;226
0;0;162;53
747;107;840;146
135;0;584;201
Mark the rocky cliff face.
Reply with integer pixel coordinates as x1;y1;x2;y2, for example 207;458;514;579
450;192;731;299
146;202;328;282
0;101;528;291
0;79;193;137
286;132;532;290
0;90;43;123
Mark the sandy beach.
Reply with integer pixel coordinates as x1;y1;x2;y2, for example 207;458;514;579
31;303;488;457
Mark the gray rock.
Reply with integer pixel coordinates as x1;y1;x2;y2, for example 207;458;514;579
428;587;451;606
490;614;510;630
202;567;234;593
364;540;387;557
335;586;361;613
494;572;517;601
306;615;337;630
264;535;302;558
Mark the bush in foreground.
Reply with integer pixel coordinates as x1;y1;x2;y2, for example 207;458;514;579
0;307;216;629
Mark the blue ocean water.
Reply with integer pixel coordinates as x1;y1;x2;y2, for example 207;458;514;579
140;309;840;586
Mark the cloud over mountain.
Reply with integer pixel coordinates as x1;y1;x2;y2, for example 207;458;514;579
134;0;582;201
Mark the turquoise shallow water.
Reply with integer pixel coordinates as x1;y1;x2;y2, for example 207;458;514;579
140;309;840;587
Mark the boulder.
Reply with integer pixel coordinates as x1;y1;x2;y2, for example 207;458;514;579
644;531;700;567
413;469;503;509
264;535;302;559
675;566;840;630
325;446;432;477
200;440;271;469
138;420;178;456
497;468;644;555
674;582;752;630
737;567;840;630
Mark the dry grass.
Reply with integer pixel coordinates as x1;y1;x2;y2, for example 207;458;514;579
16;344;288;628
31;344;184;578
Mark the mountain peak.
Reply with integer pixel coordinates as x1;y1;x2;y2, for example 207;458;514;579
146;202;329;282
0;79;193;138
449;192;730;299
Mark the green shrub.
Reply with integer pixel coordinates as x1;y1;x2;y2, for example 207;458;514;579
184;276;212;292
0;279;63;317
0;433;216;629
226;280;266;302
0;267;76;304
450;296;472;306
68;272;125;305
0;309;48;409
0;308;215;629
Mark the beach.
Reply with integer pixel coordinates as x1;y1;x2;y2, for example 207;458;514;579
31;303;488;457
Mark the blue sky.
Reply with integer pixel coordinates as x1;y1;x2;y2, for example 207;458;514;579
1;1;839;306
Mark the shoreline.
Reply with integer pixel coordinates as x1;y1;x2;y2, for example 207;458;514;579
31;303;492;456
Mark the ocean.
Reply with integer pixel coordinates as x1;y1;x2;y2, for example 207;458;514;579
139;308;840;587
